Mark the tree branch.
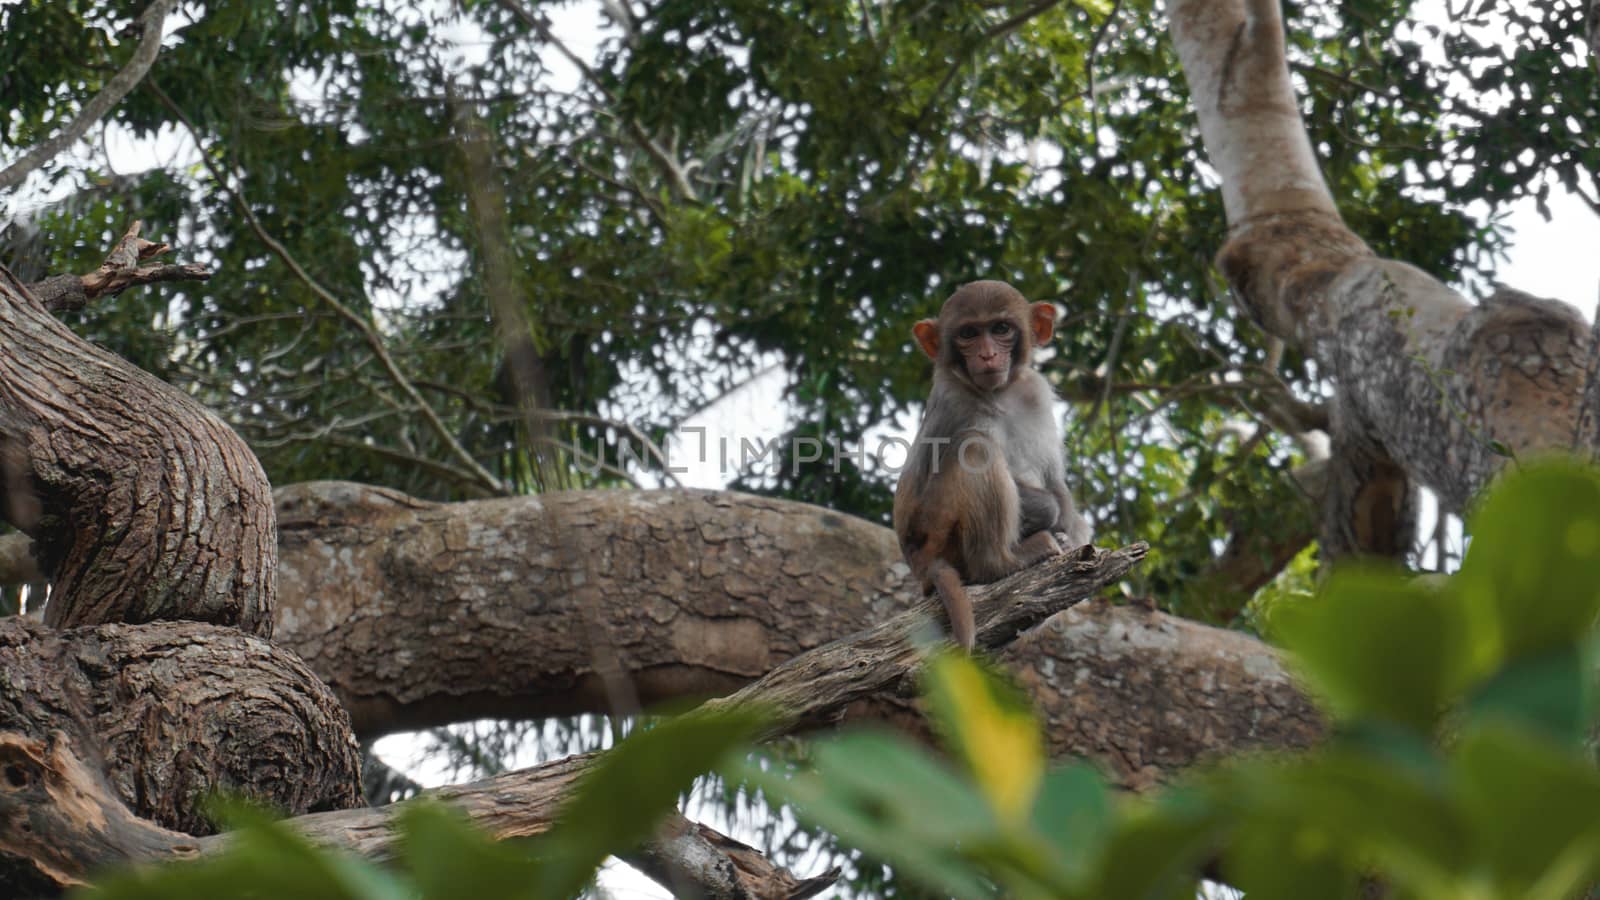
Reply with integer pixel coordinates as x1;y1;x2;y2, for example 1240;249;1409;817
620;818;840;900
0;255;277;632
493;0;703;203
0;541;1140;894
0;0;179;193
146;80;510;498
1168;0;1593;517
24;220;211;312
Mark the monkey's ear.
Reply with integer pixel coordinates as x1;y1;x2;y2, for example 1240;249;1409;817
912;319;941;360
1028;302;1057;345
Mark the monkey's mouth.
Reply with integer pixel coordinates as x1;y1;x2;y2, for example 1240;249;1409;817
971;368;1010;391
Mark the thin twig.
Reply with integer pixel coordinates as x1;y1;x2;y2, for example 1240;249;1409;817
148;79;508;497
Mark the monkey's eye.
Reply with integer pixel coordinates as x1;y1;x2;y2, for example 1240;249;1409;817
990;322;1013;336
957;325;980;340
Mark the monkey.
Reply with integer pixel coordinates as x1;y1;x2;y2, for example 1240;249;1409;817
892;280;1093;650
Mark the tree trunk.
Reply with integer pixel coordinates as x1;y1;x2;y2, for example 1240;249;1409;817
0;260;363;892
1168;0;1595;559
0;618;360;836
0;266;276;633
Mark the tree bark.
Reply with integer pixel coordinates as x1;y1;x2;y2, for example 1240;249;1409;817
0;265;275;634
269;483;1323;783
1169;0;1594;545
0;251;361;893
271;480;909;736
0;618;360;837
0;540;1143;893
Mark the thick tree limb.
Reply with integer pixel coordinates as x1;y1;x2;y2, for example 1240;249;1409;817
701;543;1149;737
0;262;276;634
0;618;360;838
1169;0;1594;525
0;540;1139;894
270;543;1146;877
0;0;179;194
0;731;200;895
271;481;912;736
0;723;823;899
267;483;1320;783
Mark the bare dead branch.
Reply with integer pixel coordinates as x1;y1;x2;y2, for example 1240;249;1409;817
24;220;212;312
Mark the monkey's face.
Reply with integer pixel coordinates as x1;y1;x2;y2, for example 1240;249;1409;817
911;281;1058;394
953;317;1025;392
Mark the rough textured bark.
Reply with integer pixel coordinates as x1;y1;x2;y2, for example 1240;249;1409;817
1009;601;1321;788
272;480;908;736
1169;0;1593;540
0;618;360;837
0;724;827;900
0;265;275;634
0;731;200;896
0;541;1143;894
0;247;360;894
271;483;1323;787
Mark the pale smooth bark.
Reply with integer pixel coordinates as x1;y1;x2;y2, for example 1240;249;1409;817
1169;0;1594;547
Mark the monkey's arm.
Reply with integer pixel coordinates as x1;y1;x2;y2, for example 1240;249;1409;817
1047;482;1094;549
1017;482;1060;537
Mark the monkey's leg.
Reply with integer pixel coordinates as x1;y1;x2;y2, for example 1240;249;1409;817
1015;529;1063;566
928;559;976;651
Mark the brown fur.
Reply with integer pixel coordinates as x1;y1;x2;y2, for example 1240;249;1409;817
893;280;1093;649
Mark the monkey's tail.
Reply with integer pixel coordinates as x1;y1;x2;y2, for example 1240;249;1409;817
929;560;975;651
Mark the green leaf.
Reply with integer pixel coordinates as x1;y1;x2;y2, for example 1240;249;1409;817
1026;763;1112;885
923;652;1045;824
1455;460;1600;667
1274;569;1474;732
1219;741;1466;890
77;806;410;900
730;731;998;899
1224;814;1360;900
1086;788;1219;900
395;803;539;900
1451;724;1600;895
533;705;772;898
1463;642;1592;745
